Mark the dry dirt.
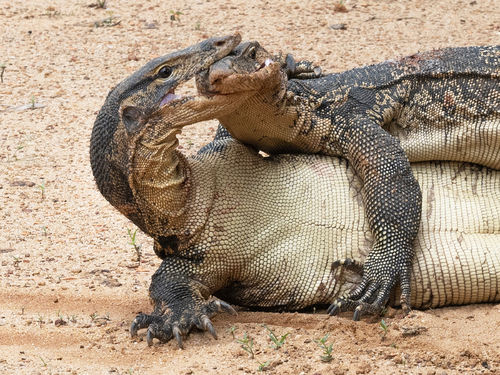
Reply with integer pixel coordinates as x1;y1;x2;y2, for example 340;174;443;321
1;0;500;374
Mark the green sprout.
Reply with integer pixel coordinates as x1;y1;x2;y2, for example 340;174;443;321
227;325;237;339
237;332;255;359
257;360;271;372
11;255;21;266
37;180;46;200
37;313;45;327
314;333;333;362
262;324;290;349
380;319;389;338
127;228;142;262
170;10;183;24
29;95;37;109
8;142;25;161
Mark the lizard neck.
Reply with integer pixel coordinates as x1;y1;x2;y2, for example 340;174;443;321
90;99;149;233
217;91;308;154
130;126;214;251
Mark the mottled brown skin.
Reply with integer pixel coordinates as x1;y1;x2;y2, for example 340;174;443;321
90;34;247;348
195;42;500;319
90;38;500;348
90;33;241;256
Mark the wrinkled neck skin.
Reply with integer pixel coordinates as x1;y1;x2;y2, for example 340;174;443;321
197;61;292;125
127;110;213;250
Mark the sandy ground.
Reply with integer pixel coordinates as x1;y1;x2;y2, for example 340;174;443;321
1;0;499;374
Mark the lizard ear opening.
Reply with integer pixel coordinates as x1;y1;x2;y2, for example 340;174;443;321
122;106;143;133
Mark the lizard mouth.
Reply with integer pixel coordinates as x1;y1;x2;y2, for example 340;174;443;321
160;89;184;107
159;59;282;109
261;58;274;69
159;74;217;108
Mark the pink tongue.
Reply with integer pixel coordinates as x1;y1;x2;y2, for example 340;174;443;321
160;93;182;106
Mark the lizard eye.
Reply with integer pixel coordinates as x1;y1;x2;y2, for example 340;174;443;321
158;66;173;79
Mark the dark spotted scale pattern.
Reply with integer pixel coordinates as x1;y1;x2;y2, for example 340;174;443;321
200;44;500;318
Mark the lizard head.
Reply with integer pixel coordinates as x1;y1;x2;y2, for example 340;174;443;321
193;41;321;133
196;41;286;97
90;33;241;229
193;42;323;155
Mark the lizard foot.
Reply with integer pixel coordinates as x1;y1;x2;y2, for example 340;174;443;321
284;54;322;79
327;250;412;321
130;299;236;348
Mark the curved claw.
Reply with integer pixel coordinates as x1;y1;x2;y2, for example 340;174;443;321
218;300;237;316
327;302;341;316
131;296;234;348
173;325;183;349
353;307;362;322
332;258;364;275
205;319;217;340
147;328;154;347
285;54;296;74
130;319;139;337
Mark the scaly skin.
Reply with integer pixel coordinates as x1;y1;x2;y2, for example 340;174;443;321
195;42;500;319
91;38;500;348
90;33;242;256
124;122;500;347
90;34;243;345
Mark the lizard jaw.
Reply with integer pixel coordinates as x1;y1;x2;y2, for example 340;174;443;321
197;61;283;96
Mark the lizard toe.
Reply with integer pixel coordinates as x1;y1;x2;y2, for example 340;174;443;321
130;313;163;337
132;298;234;348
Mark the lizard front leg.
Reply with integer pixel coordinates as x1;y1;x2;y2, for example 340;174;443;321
130;258;236;348
327;114;422;320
